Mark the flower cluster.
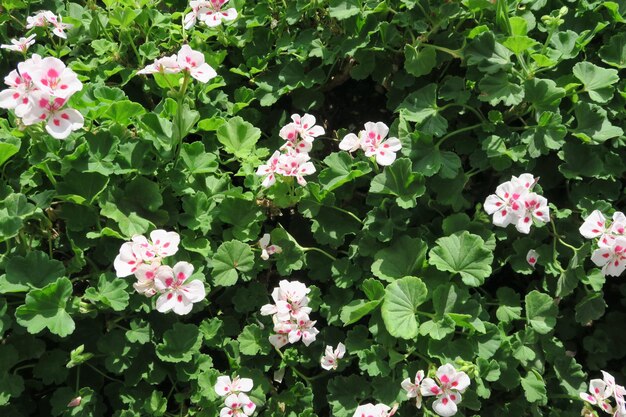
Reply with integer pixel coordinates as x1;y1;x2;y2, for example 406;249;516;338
137;45;218;84
352;403;397;417
114;230;206;315
258;234;282;260
256;114;323;187
320;342;346;370
483;173;549;234
339;121;402;166
214;375;256;417
1;35;36;54
260;280;319;348
580;371;625;417
580;210;626;277
0;54;84;139
402;364;471;417
184;0;238;29
26;10;72;39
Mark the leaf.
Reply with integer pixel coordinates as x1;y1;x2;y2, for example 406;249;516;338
328;0;360;20
0;137;20;167
523;78;566;111
103;100;146;125
138;113;174;150
428;232;494;286
572;102;624;143
15;278;75;337
525;290;557;334
478;73;524;106
465;31;512;74
404;46;437;77
521;371;547;405
180;142;218;174
211;240;255;286
0;251;65;293
216;116;261;159
238;324;271;355
340;299;382;325
502;35;538;54
56;171;109;205
496;287;522;323
381;276;428;339
572;62;619;103
156;323;202;363
397;84;448;137
369;158;426;208
371;235;427;281
574;292;606;324
83;273;129;311
318;151;372;192
599;32;626;68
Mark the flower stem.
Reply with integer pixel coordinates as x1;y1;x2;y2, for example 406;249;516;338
274;347;312;386
302;247;337;261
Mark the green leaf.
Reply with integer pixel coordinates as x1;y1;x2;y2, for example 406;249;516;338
371;235;427;281
496;287;522;323
56;171;109;205
572;102;624;143
478;73;524;106
216;116;262;159
318;152;372;192
340;299;382;325
211;240;255;286
0;137;20;167
573;62;619;103
103;100;146;125
83;273;129;311
381;276;428;339
369;158;426;208
156;323;202;363
574;292;606;324
15;278;75;337
521;371;547;405
599;32;626;68
404;46;437;77
180;142;218;174
465;31;512;74
523;78;566;111
502;35;538;54
525;290;557;334
397;84;448;137
428;232;493;286
0;345;24;405
328;0;360;20
238;324;271;355
0;251;65;293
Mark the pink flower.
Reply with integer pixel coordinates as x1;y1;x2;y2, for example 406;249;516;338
0;55;42;116
526;249;539;268
197;0;238;28
67;396;81;407
259;233;282;260
361;122;402;166
285;312;319;346
154;262;206;315
276;152;316;186
132;263;161;296
219;393;256;417
214;375;254;396
256;150;281;187
591;237;626;277
484;181;527;228
515;193;550;234
114;242;145;278
30;57;83;99
26;11;72;39
0;35;36;53
137;55;181;75
177;45;217;83
580;375;614;412
421;364;470;417
21;92;84;140
402;370;425;408
321;342;346;370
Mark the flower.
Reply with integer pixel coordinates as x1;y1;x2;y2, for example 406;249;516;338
526;249;539;267
285;312;319;346
580;371;617;414
177;45;218;83
21;93;84;139
197;0;238;28
26;11;72;39
113;230;180;278
67;396;81;407
280;113;325;144
0;55;42;117
276;152;316;186
258;233;282;260
137;55;181;75
1;35;36;53
256;151;281;187
132;263;161;297
321;342;346;370
402;370;425;408
214;375;254;397
352;403;397;417
154;262;206;315
591;237;626;277
339;121;402;166
483;174;549;234
421;364;470;417
220;393;256;417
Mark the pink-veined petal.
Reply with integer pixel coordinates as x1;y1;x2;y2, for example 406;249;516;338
432;394;459;417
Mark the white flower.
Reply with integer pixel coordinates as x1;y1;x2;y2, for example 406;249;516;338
421;364;470;417
580;210;608;239
526;249;539;268
259;233;282;260
281;113;325;143
339;132;362;153
352;403;397;417
214;375;254;396
0;55;42;116
256;151;281;188
132;263;160;297
154;262;206;315
29;56;83;99
21;92;83;139
360;122;402;166
591;237;626;277
219;393;256;417
197;0;238;28
26;11;72;39
0;35;36;53
177;45;218;83
515;193;549;234
401;370;425;408
321;342;346;370
137;55;181;75
580;373;614;413
276;152;316;186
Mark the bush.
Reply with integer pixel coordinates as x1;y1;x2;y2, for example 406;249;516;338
1;0;625;416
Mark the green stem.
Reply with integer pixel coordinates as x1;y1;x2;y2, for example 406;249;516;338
85;363;124;383
125;30;142;66
441;103;487;124
421;43;463;59
331;206;363;224
274;347;312;386
75;366;81;393
436;123;482;147
302;246;337;261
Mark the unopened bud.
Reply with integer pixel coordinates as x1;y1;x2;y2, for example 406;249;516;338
67;396;81;407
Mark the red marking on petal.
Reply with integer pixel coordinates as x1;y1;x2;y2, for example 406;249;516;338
167;293;173;300
40;79;48;86
592;229;600;233
165;278;173;287
12;93;19;99
603;253;610;258
529;257;536;263
177;295;183;302
146;271;154;279
536;211;543;216
440;375;450;384
60;84;67;89
524;217;530;223
430;387;440;394
61;113;69;120
442;398;449;405
39;98;48;108
163;242;170;248
451;381;458;387
501;210;508;216
53;119;60;126
495;202;502;207
451;394;456;400
177;272;186;280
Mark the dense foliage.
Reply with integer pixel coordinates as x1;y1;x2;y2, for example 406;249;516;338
1;0;626;416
